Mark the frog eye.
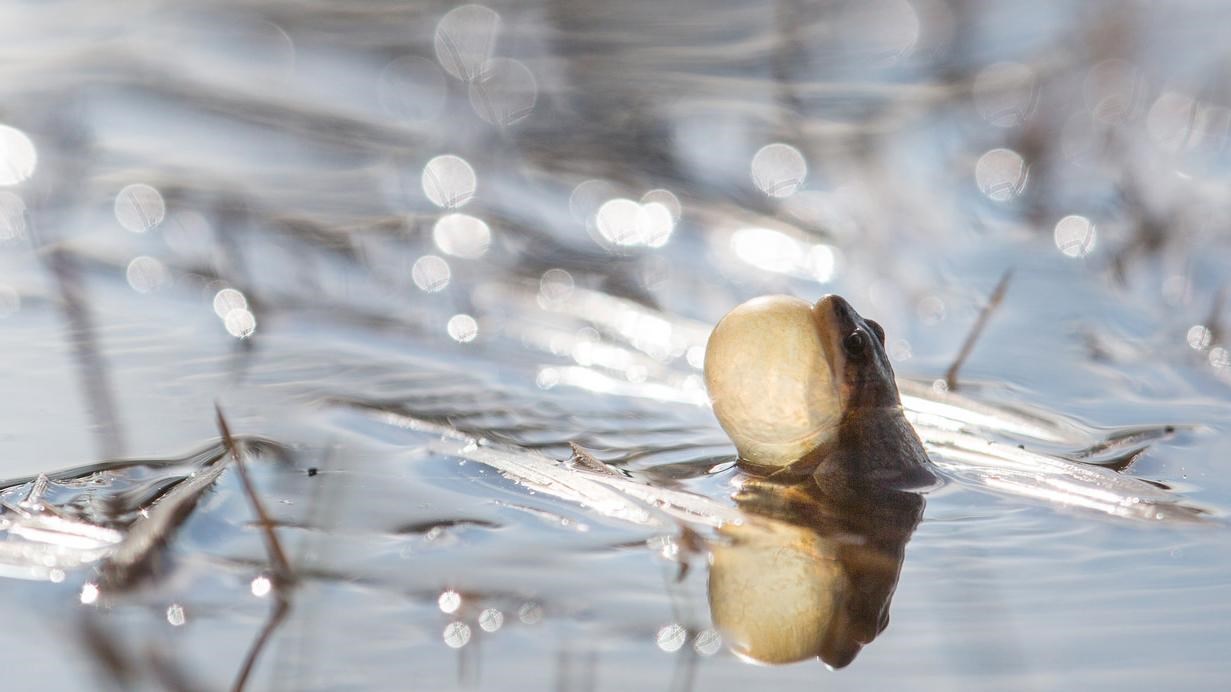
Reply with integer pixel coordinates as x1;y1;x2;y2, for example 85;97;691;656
842;329;869;358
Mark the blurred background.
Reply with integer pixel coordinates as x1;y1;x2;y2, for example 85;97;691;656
0;0;1229;690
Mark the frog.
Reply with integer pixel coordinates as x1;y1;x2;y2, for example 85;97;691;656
702;294;937;666
703;294;935;488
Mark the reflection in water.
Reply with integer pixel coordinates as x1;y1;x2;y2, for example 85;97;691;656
114;183;166;233
478;607;504;632
709;474;926;669
750;142;808;199
0;124;37;186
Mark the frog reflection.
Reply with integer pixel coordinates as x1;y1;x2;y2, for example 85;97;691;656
707;474;926;668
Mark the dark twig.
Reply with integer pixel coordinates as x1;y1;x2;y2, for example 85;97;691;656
215;405;295;692
232;598;291;692
215;405;292;582
945;270;1013;392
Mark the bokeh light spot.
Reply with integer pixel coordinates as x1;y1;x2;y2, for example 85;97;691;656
640;189;682;223
225;309;258;339
1210;346;1231;371
1054;215;1096;258
655;624;687;652
594;198;675;249
422;155;477;209
447;314;478;343
693;629;722;656
433;213;491;258
212;288;249;319
438;590;462;614
251;575;272;597
412;255;452;292
478;608;504;632
443;621;472;648
751;143;807;198
0;125;37;185
1187;325;1212;351
468;57;537;127
517;602;543;624
434;4;501;82
538;268;575;308
115;184;166;233
126;256;170;294
975;148;1028;202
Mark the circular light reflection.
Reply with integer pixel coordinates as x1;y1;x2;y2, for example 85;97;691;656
115;183;166;233
478;608;504;632
640;189;682;223
443;621;472;648
126;256;170;294
251;575;272;597
422;155;477;209
433;213;491;259
438;590;462;614
412;255;452;292
693;629;722;656
0;191;27;240
751;143;807;198
975;148;1028;202
447;314;478;343
468;57;537;127
517;602;543;624
0;125;37;185
655;624;687;653
1187;325;1212;351
594;198;675;249
1210;346;1230;371
538;268;575;307
1054;215;1096;258
434;4;501;82
166;604;186;627
212;288;249;319
226;309;258;339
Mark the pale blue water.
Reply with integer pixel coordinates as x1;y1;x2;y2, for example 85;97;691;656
0;1;1229;690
